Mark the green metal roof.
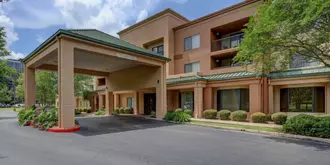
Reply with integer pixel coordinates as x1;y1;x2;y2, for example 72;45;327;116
167;71;259;84
269;67;330;79
23;29;170;62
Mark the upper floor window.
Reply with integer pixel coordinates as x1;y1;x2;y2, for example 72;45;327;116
184;34;200;51
184;62;200;73
151;45;164;55
97;78;106;86
211;32;244;52
290;55;320;69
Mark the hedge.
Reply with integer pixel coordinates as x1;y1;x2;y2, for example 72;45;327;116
231;110;247;122
283;114;330;138
271;112;287;125
163;111;190;123
183;109;193;117
203;109;217;119
251;112;267;123
218;110;231;120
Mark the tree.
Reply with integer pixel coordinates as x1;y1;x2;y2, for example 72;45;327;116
234;0;330;74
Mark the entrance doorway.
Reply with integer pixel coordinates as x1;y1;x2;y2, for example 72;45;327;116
144;93;156;115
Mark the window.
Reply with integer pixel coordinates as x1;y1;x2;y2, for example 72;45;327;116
151;45;164;55
184;34;200;51
97;78;106;86
213;56;240;68
184;62;200;73
180;92;194;110
290;55;320;69
217;89;249;111
280;87;325;113
127;97;134;109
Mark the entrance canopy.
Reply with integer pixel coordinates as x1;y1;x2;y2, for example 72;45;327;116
23;29;169;129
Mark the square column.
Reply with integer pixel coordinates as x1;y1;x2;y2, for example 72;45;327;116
105;91;113;115
156;65;167;119
58;39;75;128
194;87;204;118
268;85;274;114
133;91;139;115
249;84;262;114
138;92;144;114
326;83;330;114
114;93;120;108
99;94;104;110
203;87;212;110
24;66;36;108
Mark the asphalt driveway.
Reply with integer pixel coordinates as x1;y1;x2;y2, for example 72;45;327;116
0;115;330;165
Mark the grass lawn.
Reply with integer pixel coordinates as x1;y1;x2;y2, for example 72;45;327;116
190;120;282;133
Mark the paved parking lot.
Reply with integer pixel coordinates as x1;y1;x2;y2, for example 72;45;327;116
0;114;330;165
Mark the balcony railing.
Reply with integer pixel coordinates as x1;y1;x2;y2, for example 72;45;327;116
211;33;244;52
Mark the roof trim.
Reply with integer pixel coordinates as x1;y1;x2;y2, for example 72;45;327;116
269;67;330;79
117;8;189;35
23;29;170;63
173;0;261;31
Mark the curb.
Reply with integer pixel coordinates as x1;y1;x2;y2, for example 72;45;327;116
47;126;81;133
189;123;330;144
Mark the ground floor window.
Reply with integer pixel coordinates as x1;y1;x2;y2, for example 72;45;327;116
179;92;194;110
217;88;249;111
127;97;134;109
280;87;325;113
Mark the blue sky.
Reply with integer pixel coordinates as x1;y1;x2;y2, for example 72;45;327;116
0;0;243;59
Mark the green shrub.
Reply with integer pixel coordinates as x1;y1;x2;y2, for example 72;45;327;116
172;111;191;123
251;112;267;123
34;108;58;130
203;109;217;119
75;109;81;115
231;110;248;122
119;107;125;114
150;111;156;118
183;109;193;117
17;108;36;126
163;111;175;121
283;114;330;138
218;110;231;120
265;114;273;121
271;112;287;125
86;109;92;113
175;108;183;112
124;107;133;114
95;109;106;116
113;108;120;115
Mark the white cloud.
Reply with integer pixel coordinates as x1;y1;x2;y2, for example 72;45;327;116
5;51;25;60
0;13;18;48
36;35;45;44
169;0;188;4
136;9;148;23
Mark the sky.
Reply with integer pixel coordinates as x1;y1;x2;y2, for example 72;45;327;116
0;0;243;59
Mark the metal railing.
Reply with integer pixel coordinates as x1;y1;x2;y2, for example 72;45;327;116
211;33;244;52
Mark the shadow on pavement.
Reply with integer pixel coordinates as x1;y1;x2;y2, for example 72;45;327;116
76;115;175;136
265;136;330;151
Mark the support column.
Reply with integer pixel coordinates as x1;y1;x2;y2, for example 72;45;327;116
99;94;104;110
249;84;262;114
114;93;120;108
194;87;203;118
58;39;75;128
105;91;113;115
133;91;138;115
24;66;36;108
156;65;167;119
203;87;212;110
274;86;281;113
138;92;144;114
268;85;274;114
326;83;330;114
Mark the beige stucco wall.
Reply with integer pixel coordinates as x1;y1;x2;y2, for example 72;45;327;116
173;2;259;75
119;93;134;107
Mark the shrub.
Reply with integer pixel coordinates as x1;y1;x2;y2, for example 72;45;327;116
271;112;287;125
150;111;156;118
34;108;58;130
113;108;120;115
119;107;125;114
218;110;231;120
86;109;92;113
313;117;330;138
172;111;191;123
124;107;133;114
95;109;106;116
163;111;175;121
75;109;81;115
265;114;273;121
251;112;267;123
17;108;36;126
183;109;193;117
175;108;183;112
203;109;217;119
231;110;248;122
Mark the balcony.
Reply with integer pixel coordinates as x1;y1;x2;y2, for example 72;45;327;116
211;33;244;52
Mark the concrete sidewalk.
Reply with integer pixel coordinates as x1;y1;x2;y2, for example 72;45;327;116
0;110;18;120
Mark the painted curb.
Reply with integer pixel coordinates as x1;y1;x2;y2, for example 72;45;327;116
47;126;81;133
